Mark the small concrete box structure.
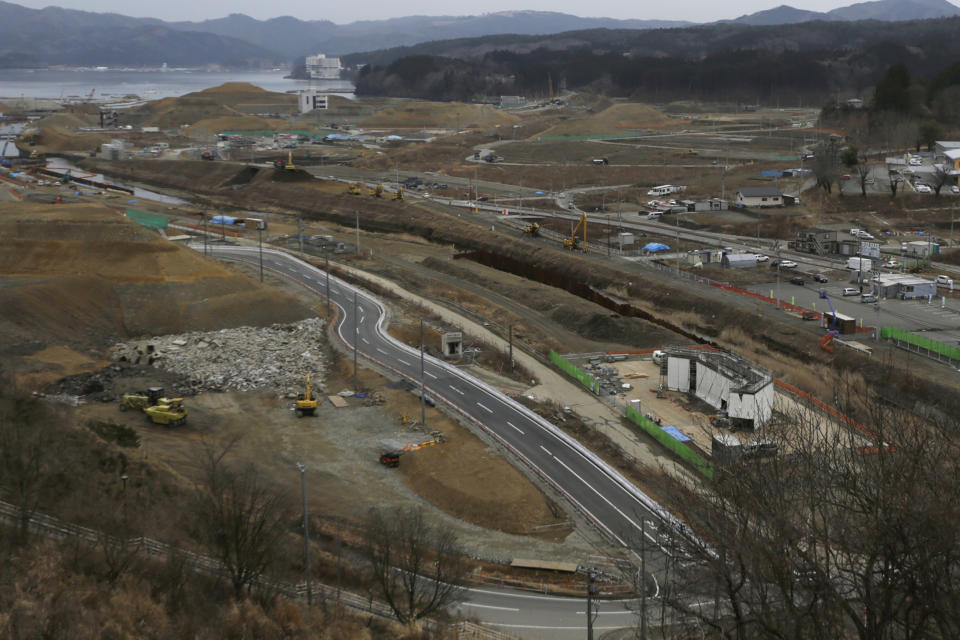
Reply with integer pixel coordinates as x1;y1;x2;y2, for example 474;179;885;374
441;330;462;359
665;347;773;430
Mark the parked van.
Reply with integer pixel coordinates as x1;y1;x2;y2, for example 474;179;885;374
652;350;665;365
647;211;663;220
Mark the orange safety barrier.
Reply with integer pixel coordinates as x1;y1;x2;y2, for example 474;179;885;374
7;186;23;201
774;379;878;441
710;281;820;317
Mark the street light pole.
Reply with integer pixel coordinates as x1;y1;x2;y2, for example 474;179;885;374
353;292;359;393
258;226;263;282
296;463;312;606
420;319;426;426
324;252;330;317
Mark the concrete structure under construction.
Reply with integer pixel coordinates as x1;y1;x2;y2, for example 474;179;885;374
663;347;774;430
297;90;329;113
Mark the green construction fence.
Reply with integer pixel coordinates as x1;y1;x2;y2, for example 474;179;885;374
880;327;960;361
549;350;600;394
625;405;715;479
125;208;168;230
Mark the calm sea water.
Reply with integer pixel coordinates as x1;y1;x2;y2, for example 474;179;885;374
0;69;354;100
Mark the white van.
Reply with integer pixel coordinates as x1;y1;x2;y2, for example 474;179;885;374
652;350;665;365
647;211;663;220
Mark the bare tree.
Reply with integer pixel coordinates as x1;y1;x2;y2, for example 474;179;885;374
192;441;293;599
931;164;953;197
812;140;841;194
0;383;57;544
855;160;872;198
656;379;960;639
889;173;904;198
363;507;467;624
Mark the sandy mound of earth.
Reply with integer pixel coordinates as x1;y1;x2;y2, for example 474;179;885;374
362;101;519;129
130;83;296;129
0;202;314;387
538;102;675;137
185;115;284;137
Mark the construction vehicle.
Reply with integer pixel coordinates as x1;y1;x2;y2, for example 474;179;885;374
392;187;404;200
346;183;363;195
201;150;216;161
295;375;318;417
119;386;166;412
273;151;296;170
379;449;401;467
378;432;444;468
563;212;587;250
119;387;187;427
818;290;840;353
523;222;540;236
144;399;187;427
370;184;384;198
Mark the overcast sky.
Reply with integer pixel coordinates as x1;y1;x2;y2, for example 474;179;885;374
12;0;940;24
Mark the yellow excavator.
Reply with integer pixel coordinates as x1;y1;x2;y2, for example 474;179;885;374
392;187;404;200
370;184;384;198
523;221;540;236
119;387;187;427
346;183;363;195
563;212;587;250
295;375;318;417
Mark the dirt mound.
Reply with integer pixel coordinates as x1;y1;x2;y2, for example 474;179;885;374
131;95;239;129
223;165;260;186
538;102;675;137
29;111;106;152
268;167;315;182
362;101;519;129
129;83;296;129
185;115;287;137
0;202;314;387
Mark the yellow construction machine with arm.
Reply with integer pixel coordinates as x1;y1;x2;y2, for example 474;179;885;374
393;187;404;200
563;212;587;250
295;375;318;417
346;183;363;195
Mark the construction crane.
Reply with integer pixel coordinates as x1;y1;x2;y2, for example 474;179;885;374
295;375;318;417
563;212;587;250
818;290;840;353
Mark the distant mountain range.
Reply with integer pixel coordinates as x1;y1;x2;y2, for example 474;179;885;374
0;0;958;68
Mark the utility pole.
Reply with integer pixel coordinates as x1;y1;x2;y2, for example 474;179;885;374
676;212;681;275
640;520;648;640
296;463;312;606
607;214;611;256
355;211;360;255
258;225;263;282
353;292;359;393
586;568;598;640
324;252;331;317
509;324;514;371
617;191;623;255
420;319;426;426
952;202;955;247
202;211;208;255
336;518;343;604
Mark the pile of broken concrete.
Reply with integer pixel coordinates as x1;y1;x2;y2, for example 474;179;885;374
110;318;328;396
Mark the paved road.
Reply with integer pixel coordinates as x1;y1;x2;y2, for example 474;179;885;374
200;243;703;636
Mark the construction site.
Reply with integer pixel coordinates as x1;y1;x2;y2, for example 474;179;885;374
2;81;960;638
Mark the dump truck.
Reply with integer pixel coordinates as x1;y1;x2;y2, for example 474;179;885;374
119;387;166;412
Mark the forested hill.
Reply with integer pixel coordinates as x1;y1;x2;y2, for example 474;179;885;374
350;17;960;104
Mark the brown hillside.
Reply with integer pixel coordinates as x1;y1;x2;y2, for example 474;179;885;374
362;101;519;128
0;202;314;384
537;102;676;137
128;82;296;129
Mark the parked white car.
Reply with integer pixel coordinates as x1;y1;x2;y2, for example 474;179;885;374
780;260;798;269
842;287;859;296
915;184;932;194
755;254;769;262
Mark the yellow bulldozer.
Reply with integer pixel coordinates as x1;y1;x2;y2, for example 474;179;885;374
346;183;363;195
523;222;540;236
370;184;384;198
119;387;187;427
295;375;318;417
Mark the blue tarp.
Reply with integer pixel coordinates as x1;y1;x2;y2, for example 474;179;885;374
211;216;237;225
661;426;691;442
643;242;670;252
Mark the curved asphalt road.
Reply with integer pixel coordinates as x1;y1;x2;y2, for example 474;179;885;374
200;243;699;637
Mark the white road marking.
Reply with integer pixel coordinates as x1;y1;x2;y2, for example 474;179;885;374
398;359;411;366
449;385;464;395
426;371;438;379
540;445;551;456
361;338;369;344
575;610;634;616
506;421;524;435
476;402;493;413
466;604;519;612
376;348;388;354
359;314;365;324
552;457;631;547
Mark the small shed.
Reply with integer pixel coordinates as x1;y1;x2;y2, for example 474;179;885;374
735;187;783;208
822;312;857;335
722;253;758;269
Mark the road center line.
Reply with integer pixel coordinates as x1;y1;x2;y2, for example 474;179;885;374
467;603;520;612
425;371;438;379
506;421;524;435
476;402;493;413
449;385;464;395
540;445;551;456
361;337;369;344
376;348;387;354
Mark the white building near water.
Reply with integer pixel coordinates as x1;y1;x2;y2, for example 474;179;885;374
297;90;329;113
663;347;773;430
305;53;341;79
